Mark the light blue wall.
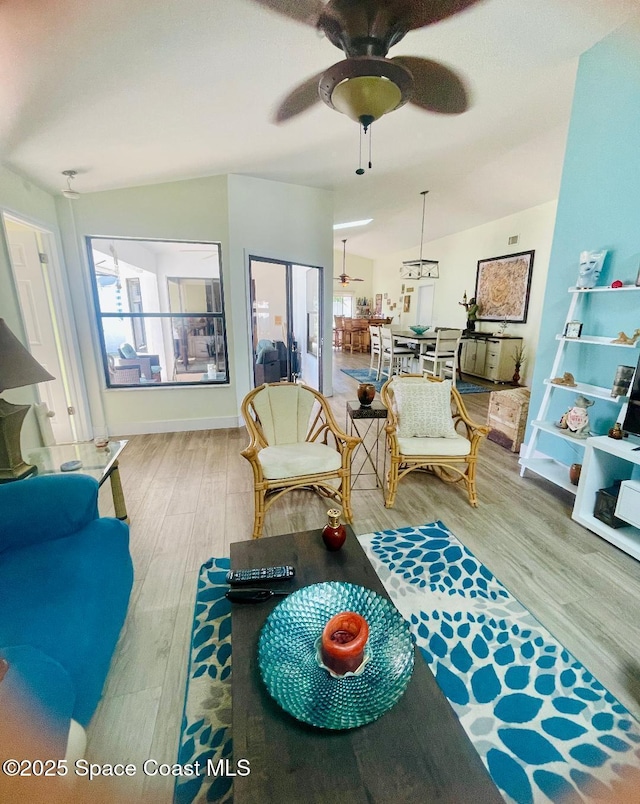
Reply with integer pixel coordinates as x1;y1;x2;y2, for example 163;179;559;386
527;20;640;465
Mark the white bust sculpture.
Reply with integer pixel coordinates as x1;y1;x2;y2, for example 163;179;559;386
576;250;607;289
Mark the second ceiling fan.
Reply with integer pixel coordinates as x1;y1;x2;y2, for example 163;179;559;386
335;239;364;287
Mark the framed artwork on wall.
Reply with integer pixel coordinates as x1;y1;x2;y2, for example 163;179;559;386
375;293;382;315
474;250;535;323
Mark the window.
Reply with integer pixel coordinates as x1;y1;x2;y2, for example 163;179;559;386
87;237;229;387
333;295;353;318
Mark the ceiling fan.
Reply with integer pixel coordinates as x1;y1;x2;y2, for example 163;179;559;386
251;0;483;137
335;239;364;287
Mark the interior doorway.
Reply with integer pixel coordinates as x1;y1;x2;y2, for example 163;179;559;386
3;214;89;443
416;283;436;326
249;256;323;391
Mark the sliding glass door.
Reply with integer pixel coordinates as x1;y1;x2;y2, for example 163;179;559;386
249;256;323;392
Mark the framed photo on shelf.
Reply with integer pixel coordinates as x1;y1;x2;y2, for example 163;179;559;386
475;250;535;323
564;320;583;339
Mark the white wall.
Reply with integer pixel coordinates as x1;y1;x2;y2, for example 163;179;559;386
55;175;237;435
227;175;333;399
372;201;557;385
52;173;334;436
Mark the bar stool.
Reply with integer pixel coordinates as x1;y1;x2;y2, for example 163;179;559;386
343;318;366;353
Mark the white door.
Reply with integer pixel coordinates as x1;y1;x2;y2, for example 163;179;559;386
416;284;435;326
5;220;76;443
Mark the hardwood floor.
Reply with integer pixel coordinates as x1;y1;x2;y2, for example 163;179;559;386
87;352;640;802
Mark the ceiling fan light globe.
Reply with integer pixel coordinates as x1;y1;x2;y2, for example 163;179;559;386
331;75;402;123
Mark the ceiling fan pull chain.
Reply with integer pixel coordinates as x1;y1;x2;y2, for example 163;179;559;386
356;124;365;175
368;123;372;170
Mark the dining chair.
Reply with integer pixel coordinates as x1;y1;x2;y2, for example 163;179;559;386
380;375;489;508
420;329;463;388
378;327;415;380
333;316;345;349
241;382;360;539
369;325;382;376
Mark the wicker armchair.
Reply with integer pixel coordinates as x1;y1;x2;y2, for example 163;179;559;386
381;375;489;508
241;382;360;539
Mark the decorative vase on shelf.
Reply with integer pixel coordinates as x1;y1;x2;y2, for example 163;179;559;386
321;509;346;551
569;463;582;486
608;422;624;440
512;369;521;386
357;383;376;407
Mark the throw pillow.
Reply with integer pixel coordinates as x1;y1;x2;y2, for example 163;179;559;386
394;379;458;439
119;343;137;359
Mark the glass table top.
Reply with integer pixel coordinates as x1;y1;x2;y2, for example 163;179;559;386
25;440;128;485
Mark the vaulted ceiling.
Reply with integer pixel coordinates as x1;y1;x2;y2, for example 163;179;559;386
0;0;636;258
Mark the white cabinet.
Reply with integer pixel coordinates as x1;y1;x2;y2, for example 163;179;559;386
460;338;486;377
616;480;640;529
460;336;522;382
484;338;523;383
573;436;640;560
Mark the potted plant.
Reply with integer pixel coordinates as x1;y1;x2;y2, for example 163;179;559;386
512;344;526;385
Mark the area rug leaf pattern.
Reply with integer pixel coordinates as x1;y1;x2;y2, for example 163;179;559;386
340;367;489;394
359;522;640;804
174;557;233;804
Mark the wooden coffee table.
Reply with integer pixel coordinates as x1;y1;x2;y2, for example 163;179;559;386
231;527;501;803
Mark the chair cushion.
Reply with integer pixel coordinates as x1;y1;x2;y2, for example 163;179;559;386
397;433;471;456
258;442;342;480
394;379;458;438
252;384;315;445
119;343;137;359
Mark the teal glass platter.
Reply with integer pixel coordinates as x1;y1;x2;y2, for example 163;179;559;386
257;581;415;730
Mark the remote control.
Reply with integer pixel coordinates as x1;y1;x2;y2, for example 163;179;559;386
226;565;295;586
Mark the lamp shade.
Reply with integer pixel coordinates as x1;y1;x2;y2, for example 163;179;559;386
331;76;403;124
0;319;55;393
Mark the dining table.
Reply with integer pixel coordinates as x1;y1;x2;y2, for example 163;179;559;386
392;329;438;354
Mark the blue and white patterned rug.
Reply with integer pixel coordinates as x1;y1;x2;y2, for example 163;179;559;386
360;523;640;803
340;367;489;394
175;525;640;804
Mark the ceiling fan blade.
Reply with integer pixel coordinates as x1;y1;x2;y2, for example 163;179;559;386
402;0;486;31
248;0;325;26
392;56;469;114
273;72;324;123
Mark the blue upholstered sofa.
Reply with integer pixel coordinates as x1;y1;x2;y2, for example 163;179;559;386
0;474;133;755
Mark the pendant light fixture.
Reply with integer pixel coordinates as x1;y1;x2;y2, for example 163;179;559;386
61;170;80;199
401;190;439;279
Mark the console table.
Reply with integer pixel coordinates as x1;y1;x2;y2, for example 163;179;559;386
230;528;501;803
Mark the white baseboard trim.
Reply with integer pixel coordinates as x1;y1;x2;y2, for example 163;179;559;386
109;416;243;436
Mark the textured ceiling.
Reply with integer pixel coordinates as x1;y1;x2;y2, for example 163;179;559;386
0;0;636;258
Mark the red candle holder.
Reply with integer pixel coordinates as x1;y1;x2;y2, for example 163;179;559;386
320;611;369;676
